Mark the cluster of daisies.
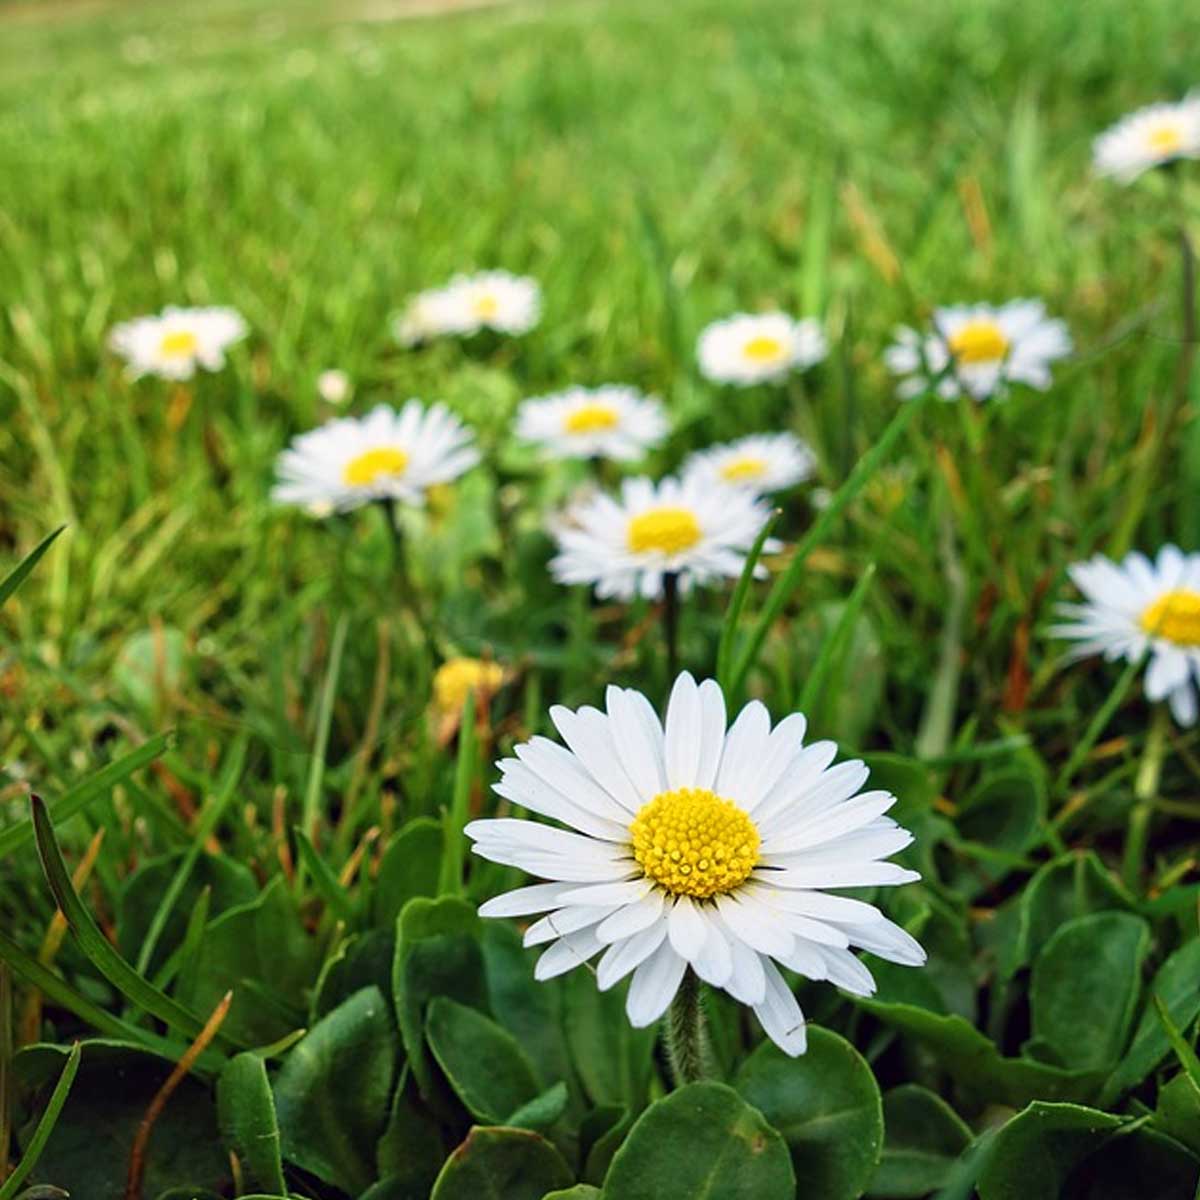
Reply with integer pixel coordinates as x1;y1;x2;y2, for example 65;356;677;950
94;88;1200;1059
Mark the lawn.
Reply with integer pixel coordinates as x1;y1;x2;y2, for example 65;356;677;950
2;0;1200;1196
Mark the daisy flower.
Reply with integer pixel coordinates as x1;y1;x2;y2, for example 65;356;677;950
549;475;776;601
272;401;479;514
108;306;247;380
1094;94;1200;184
469;672;925;1056
394;271;540;344
683;432;816;496
515;385;669;462
884;300;1071;402
696;313;826;387
1051;545;1200;726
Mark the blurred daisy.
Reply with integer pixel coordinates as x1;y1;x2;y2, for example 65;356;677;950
469;671;924;1056
109;306;247;380
394;271;540;344
885;300;1071;402
549;475;776;601
1094;94;1200;184
272;401;479;514
433;657;505;717
317;369;352;406
516;385;668;462
683;432;816;496
697;313;826;387
1052;545;1200;726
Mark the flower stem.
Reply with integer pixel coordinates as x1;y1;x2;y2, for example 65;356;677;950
663;571;680;681
1121;703;1170;891
665;969;709;1087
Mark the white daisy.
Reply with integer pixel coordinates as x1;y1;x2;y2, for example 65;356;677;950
1051;545;1200;726
1094;94;1200;184
696;312;826;387
317;369;352;406
683;432;816;496
108;306;247;381
272;401;479;514
549;475;776;601
469;672;925;1057
884;300;1071;402
515;385;668;462
394;271;540;344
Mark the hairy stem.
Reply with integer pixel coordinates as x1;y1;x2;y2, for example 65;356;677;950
665;970;709;1087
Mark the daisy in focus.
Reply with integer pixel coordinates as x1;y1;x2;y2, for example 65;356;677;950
515;385;668;462
108;306;247;380
1051;545;1200;726
885;300;1071;402
696;312;826;387
549;475;776;601
469;672;925;1056
272;401;479;515
1094;94;1200;184
683;432;816;496
394;271;540;344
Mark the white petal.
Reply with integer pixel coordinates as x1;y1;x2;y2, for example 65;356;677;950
606;686;668;800
693;679;728;790
754;958;806;1056
477;883;573;918
715;701;771;799
625;942;687;1027
595;889;665;943
664;672;703;790
667;895;710;962
534;929;604;981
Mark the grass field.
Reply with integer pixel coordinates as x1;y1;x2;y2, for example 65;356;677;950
3;0;1200;1196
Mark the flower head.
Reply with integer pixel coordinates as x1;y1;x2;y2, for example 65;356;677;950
1094;94;1200;184
697;313;826;387
394;271;540;344
885;300;1071;402
108;306;247;380
1052;545;1200;726
272;401;479;514
683;432;816;496
516;385;668;462
469;672;925;1056
433;657;505;717
549;475;776;601
317;369;352;406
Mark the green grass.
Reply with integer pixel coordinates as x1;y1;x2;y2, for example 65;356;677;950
3;0;1200;1194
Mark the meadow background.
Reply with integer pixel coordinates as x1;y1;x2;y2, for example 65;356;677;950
3;0;1200;1197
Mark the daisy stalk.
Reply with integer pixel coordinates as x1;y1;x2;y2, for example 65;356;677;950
1122;703;1170;890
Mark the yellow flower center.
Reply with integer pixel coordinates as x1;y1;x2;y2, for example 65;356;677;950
564;404;619;434
472;293;500;320
342;446;409;487
742;334;785;363
159;330;199;358
1140;589;1200;646
433;657;504;714
627;507;702;555
631;787;760;899
719;456;767;482
946;320;1009;365
1148;125;1184;155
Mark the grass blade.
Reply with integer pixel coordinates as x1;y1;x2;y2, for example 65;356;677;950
716;509;780;694
0;733;173;861
0;526;65;611
30;795;233;1055
293;828;355;922
728;398;924;695
439;689;476;897
0;1042;80;1200
797;562;877;717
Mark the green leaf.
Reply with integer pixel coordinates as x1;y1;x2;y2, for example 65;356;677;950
216;1052;286;1196
429;1126;573;1200
426;997;540;1123
312;927;395;1020
375;818;443;927
563;969;656;1111
1063;1126;1200;1200
1102;938;1200;1104
0;1043;80;1200
1029;911;1150;1071
975;1102;1132;1200
0;526;64;610
946;766;1045;899
292;826;356;922
0;734;172;861
855;998;1104;1107
392;896;486;1103
1155;1073;1200;1156
440;687;477;896
376;1076;445;1196
113;626;187;715
716;509;781;689
273;986;397;1194
867;1085;971;1199
604;1081;795;1200
507;1082;569;1132
734;1028;883;1200
542;1190;602;1200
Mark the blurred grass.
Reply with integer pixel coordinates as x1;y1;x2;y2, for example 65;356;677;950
3;0;1200;916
